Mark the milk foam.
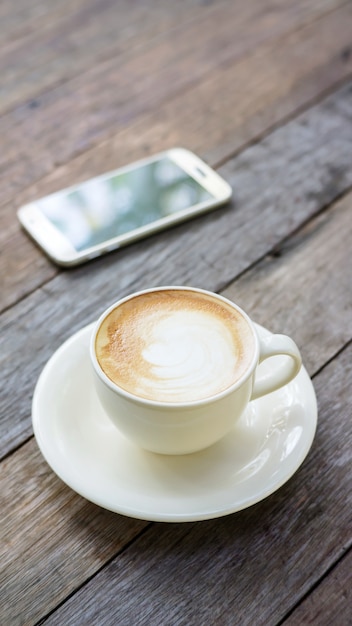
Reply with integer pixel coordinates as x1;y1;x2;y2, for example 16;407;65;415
95;290;255;402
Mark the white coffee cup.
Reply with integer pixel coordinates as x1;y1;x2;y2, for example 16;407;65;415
90;286;302;455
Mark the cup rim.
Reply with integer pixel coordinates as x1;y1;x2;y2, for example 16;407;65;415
90;286;260;408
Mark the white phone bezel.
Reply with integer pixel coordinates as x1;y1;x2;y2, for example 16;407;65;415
17;148;232;266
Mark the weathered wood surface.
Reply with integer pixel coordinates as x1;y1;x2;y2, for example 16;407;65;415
2;82;352;458
0;439;149;625
223;192;352;376
2;174;351;626
285;548;352;625
1;1;352;624
2;0;352;309
28;345;352;626
4;0;340;204
0;0;225;110
0;162;352;623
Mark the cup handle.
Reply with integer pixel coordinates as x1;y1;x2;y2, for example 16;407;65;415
250;334;302;401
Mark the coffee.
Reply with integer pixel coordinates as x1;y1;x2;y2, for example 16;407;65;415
95;289;255;403
92;287;301;453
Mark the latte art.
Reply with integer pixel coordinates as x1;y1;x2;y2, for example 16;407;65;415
95;290;255;402
140;310;238;400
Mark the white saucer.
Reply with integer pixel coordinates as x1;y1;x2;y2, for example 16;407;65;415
32;323;317;522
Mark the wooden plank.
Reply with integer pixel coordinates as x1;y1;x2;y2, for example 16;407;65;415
222;193;352;376
1;82;352;455
0;0;229;307
108;0;352;169
2;3;352;310
0;0;86;48
1;0;349;206
2;206;351;624
2;6;351;626
0;0;343;112
0;230;58;312
0;439;149;626
0;0;224;110
283;548;352;625
32;343;352;625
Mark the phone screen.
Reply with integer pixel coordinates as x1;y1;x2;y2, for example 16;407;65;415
36;156;213;252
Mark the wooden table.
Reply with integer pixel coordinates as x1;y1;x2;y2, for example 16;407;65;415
1;1;352;624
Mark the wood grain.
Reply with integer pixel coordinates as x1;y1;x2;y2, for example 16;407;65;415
223;192;352;376
1;83;352;456
4;0;349;110
2;2;352;624
0;200;352;626
38;344;352;625
0;0;76;47
1;156;351;626
284;548;352;625
0;0;224;111
2;1;352;310
2;0;351;208
0;439;149;626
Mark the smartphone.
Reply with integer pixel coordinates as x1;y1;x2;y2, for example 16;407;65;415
17;148;232;266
